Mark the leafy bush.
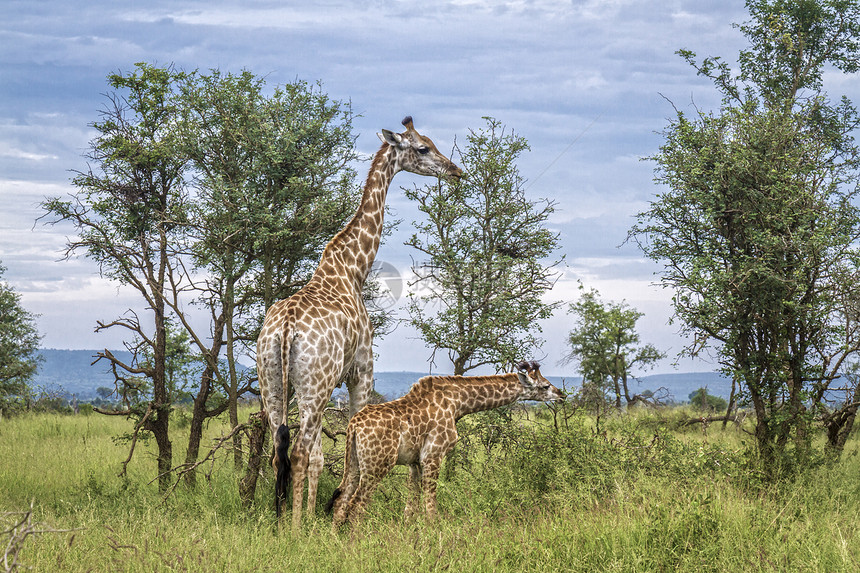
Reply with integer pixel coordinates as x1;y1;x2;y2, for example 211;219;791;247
443;409;745;517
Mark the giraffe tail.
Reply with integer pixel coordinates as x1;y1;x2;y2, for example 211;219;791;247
324;488;342;515
274;327;294;518
275;424;292;517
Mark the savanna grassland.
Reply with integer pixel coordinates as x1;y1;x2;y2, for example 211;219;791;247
2;406;859;572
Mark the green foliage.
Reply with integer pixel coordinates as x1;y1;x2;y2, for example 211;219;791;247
0;262;42;411
41;62;191;489
689;387;729;412
405;117;562;374
27;390;72;414
179;70;361;333
631;0;860;472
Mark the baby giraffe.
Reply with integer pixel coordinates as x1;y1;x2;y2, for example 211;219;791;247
326;361;564;530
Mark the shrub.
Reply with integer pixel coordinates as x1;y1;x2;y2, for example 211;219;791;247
443;409;745;517
689;387;728;413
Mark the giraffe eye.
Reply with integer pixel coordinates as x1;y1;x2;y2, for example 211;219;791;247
417;146;430;155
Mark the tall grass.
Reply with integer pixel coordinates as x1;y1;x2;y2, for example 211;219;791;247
1;407;858;572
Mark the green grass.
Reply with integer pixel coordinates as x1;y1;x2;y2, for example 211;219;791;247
1;407;859;572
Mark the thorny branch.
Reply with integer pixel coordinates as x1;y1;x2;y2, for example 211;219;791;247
155;421;252;502
3;502;84;573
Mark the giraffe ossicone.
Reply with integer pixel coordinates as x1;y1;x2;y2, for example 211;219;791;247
326;361;564;531
256;116;462;531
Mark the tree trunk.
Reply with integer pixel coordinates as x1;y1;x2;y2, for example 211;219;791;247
239;408;268;508
151;410;173;492
722;378;737;429
748;384;778;475
183;313;227;486
824;381;860;456
224;293;242;469
151;261;172;493
453;355;467;377
184;365;216;486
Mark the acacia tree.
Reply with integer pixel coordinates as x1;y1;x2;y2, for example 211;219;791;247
43;63;380;493
631;0;860;471
0;262;42;412
406;117;561;375
177;70;360;477
42;63;189;490
563;286;664;409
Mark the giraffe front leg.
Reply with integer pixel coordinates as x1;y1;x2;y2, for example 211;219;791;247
420;431;456;521
331;433;361;533
331;486;351;532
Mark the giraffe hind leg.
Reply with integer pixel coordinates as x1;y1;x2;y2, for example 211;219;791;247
306;431;324;514
404;464;422;520
290;407;325;531
343;474;383;528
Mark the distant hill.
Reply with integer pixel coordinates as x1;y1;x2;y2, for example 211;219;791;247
372;370;733;402
32;349;733;403
33;349;133;399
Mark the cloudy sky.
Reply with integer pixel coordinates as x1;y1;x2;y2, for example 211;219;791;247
4;0;856;376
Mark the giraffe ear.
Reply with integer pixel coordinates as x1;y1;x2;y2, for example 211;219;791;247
378;129;402;147
516;370;531;386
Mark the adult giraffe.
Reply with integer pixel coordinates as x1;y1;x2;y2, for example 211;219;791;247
257;116;462;530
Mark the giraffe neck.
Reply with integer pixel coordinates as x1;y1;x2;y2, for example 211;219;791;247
315;143;397;290
450;374;522;419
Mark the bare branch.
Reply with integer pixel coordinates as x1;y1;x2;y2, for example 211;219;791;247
3;502;84;573
118;403;154;479
157;421;251;502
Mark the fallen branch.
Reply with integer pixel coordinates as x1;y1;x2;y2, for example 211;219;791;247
678;414;740;428
281;421;346;444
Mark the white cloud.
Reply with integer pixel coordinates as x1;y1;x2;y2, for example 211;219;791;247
2;0;845;376
0;146;57;161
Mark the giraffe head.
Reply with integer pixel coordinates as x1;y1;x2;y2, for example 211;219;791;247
378;116;463;180
515;360;565;402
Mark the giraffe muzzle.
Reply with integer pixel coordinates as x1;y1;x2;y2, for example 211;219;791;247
447;165;464;181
